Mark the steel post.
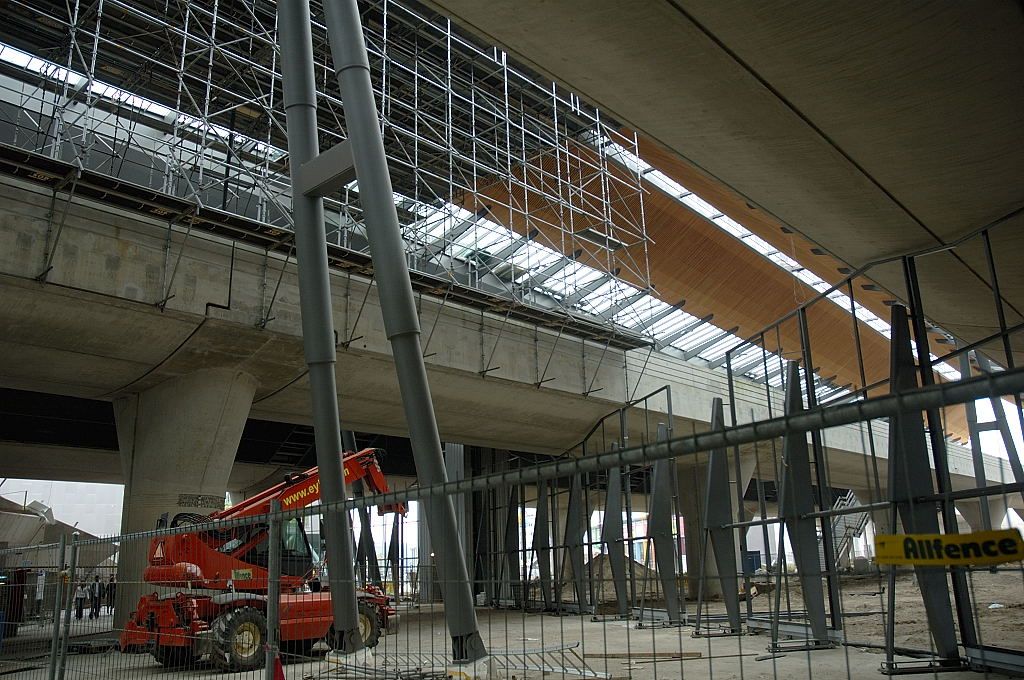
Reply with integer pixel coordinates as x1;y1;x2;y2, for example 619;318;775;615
276;0;362;652
533;479;554;610
265;501;282;680
887;305;959;659
648;423;682;621
564;474;590;611
704;398;742;633
320;0;484;661
56;533;78;680
601;466;630;617
902;259;977;648
959;349;992;530
778;363;829;643
797;308;842;628
46;533;67;680
503;485;523;606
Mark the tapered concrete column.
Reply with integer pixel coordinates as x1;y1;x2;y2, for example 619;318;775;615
112;368;258;628
679;461;715;597
957;498;1009;531
679;451;756;598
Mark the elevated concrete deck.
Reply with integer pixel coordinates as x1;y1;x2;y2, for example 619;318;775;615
0;174;1017;506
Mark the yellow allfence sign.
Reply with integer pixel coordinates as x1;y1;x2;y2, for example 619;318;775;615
875;529;1024;566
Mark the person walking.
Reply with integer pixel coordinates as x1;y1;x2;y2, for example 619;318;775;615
105;575;116;614
88;575;104;619
73;582;88;620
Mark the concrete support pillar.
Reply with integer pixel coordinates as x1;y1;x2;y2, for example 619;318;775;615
679;451;756;598
679;460;713;598
113;368;257;628
957;498;1009;532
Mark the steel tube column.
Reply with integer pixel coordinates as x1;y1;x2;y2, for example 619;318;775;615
320;2;485;660
276;0;362;652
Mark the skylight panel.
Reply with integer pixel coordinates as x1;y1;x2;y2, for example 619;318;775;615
673;323;721;350
645;170;687;198
713;215;750;239
613;296;668;329
742;234;777;256
680;193;718;219
700;334;743;362
647;309;697;338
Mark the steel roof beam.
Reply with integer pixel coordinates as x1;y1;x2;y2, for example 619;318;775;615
656;313;714;348
599;289;646;320
682;326;740;361
421;207;488;259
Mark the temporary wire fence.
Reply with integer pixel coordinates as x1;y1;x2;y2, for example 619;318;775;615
1;361;1022;680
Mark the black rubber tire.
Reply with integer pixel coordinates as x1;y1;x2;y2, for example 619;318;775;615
152;644;199;668
357;602;381;649
211;607;267;672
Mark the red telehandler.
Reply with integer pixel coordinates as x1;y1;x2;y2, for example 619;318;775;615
119;448;406;671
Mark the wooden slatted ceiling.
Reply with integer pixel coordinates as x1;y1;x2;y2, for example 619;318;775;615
631;131;970;441
456;135;970;441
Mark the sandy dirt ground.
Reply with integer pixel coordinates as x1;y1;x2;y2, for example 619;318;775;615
688;568;1024;652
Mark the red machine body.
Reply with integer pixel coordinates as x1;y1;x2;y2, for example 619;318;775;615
119;448;404;670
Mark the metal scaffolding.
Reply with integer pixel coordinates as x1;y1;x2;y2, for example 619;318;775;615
0;0;650;341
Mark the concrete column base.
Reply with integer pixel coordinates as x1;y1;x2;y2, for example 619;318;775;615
957;498;1010;532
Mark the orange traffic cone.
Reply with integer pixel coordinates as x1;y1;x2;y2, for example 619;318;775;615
273;652;286;680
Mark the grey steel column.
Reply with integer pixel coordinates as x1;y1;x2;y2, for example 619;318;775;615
387;513;401;595
796;309;842;628
356;500;381;587
778;363;829;643
887;306;958;659
975;352;1024;496
265;501;282;680
600;466;630;617
417;507;433;602
503;486;523;606
533;480;554;610
959;349;992;530
276;0;362;652
46;533;67;680
320;0;484;661
704;399;742;633
902;260;977;648
564;475;590;611
445;443;472;566
648;423;682;622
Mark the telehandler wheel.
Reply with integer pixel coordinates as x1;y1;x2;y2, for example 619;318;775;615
328;602;381;652
357;602;381;648
211;606;267;672
152;644;199;668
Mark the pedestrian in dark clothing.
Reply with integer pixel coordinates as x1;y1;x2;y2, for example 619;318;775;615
105;575;116;614
89;575;103;619
73;583;88;620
